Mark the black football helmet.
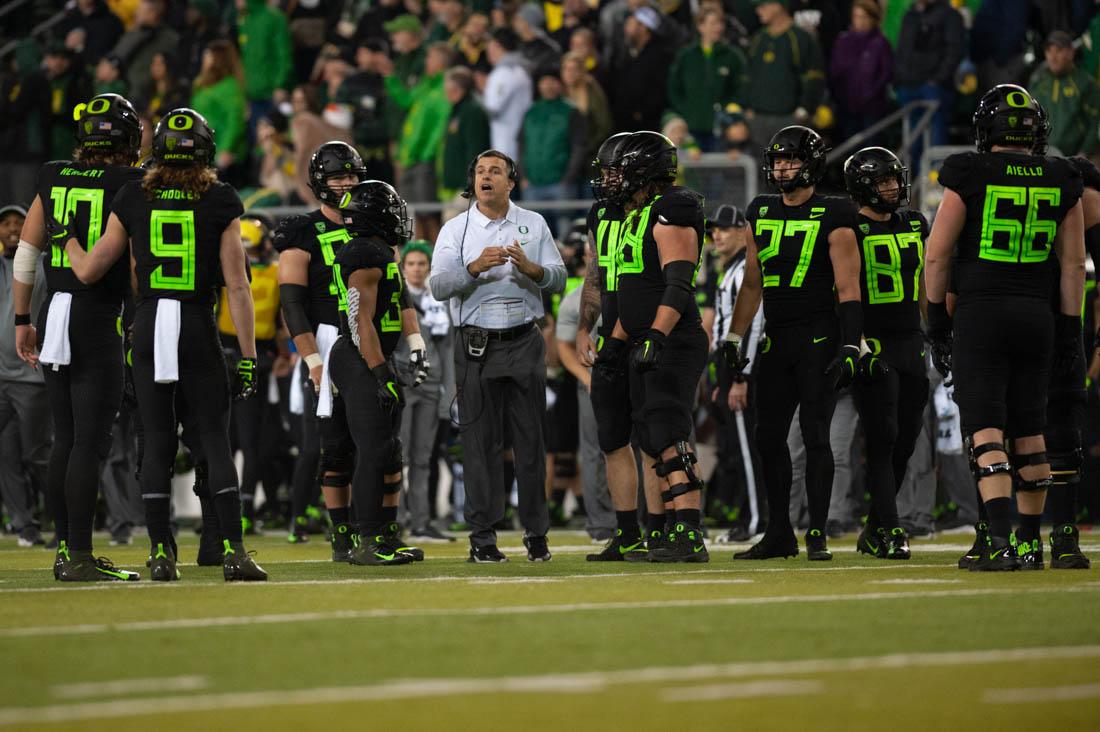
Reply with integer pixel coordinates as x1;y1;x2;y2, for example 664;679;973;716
763;125;827;193
1032;100;1051;155
339;180;412;247
973;84;1042;153
843;147;909;213
613;131;678;204
74;93;142;157
151;108;216;167
309;141;368;207
590;132;631;204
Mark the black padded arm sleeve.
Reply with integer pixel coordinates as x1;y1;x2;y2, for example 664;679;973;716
838;300;862;348
659;260;697;315
279;283;312;337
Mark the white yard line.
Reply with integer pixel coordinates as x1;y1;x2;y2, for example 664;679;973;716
1;646;1097;725
869;579;965;585
2;586;1097;639
663;579;755;585
52;676;208;700
982;682;1100;704
661;679;823;702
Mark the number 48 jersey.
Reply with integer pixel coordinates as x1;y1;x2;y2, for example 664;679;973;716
112;179;244;306
939;151;1083;303
35;160;144;299
856;210;928;337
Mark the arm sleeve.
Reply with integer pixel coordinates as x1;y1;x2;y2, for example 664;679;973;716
279;283;312;337
427;222;479;300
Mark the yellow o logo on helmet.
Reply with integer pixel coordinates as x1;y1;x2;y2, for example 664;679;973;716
168;114;194;131
1005;90;1031;109
87;97;111;115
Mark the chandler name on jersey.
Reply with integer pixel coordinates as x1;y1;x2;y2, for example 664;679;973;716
746;193;856;327
112;180;243;306
334;238;404;358
856;210;928;336
37;160;144;299
586;200;625;337
615;186;705;335
939;151;1082;303
272;211;353;329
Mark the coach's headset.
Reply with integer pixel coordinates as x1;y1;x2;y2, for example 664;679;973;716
462;149;519;198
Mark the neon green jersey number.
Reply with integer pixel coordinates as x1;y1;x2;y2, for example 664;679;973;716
48;186;105;268
148;210;196;291
754;219;821;288
380;262;403;333
979;185;1060;263
595;218;622;292
317;228;353;306
617;198;659;280
862;232;923;304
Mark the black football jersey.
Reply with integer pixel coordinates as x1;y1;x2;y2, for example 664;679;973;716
746;193;857;327
272;210;353;330
36;160;144;299
939;151;1083;304
856;210;928;337
334;237;404;358
614;186;706;336
586;201;625;336
112;180;243;306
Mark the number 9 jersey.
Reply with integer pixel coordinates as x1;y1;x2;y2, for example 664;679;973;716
112;180;244;306
939;151;1083;303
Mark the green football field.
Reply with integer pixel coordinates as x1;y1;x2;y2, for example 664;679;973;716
1;529;1098;731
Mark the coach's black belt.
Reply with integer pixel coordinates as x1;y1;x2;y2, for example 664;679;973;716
463;322;535;341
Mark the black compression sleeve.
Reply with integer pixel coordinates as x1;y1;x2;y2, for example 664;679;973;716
279;283;312;337
837;300;862;347
660;260;697;314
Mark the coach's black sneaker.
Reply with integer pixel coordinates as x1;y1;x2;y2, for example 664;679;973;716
1049;524;1090;569
384;522;424;561
1015;534;1044;570
52;540;70;580
586;529;648;562
468;544;508;563
331;523;355;562
150;543;180;582
805;529;833;561
885;527;911;560
958;522;989;569
349;535;414;566
857;525;888;558
651;523;709;563
969;535;1020;572
222;541;268;581
733;533;799;560
59;551;140;582
523;534;552;562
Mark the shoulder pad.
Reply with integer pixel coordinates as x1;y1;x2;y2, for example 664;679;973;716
272;214;315;253
655;187;704;227
937;152;979;193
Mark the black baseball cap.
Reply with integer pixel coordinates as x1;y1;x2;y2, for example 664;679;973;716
709;204;747;229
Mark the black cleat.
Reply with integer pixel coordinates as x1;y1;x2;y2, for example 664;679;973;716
350;535;414;566
644;529;666;557
59;551;140;582
650;523;709;563
805;529;832;561
222;541;268;581
523;535;552;562
468;544;508;563
586;529;648;562
733;534;799;560
856;525;888;558
885;527;911;560
969;535;1021;572
1050;524;1090;569
149;542;180;582
1015;534;1044;570
331;523;355;562
958;522;988;569
52;540;70;580
384;522;424;561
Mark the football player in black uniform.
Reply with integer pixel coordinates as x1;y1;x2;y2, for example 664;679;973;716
925;85;1085;571
58;107;268;582
329;180;429;566
576;132;649;561
722;125;862;561
599;131;709;563
843;147;930;560
12;93;143;581
275;141;365;561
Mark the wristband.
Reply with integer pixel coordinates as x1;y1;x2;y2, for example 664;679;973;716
304;353;323;369
14;313;30;326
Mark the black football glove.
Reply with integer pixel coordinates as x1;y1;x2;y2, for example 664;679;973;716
409;347;430;387
593;336;628;381
857;350;890;383
44;213;75;248
825;345;860;391
925;300;953;384
1054;314;1082;376
233;358;257;401
373;364;404;415
720;332;750;382
630;329;666;372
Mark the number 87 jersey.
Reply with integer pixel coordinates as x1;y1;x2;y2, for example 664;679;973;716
939;151;1083;303
857;209;928;337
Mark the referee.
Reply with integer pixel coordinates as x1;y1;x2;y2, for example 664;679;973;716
429;150;566;563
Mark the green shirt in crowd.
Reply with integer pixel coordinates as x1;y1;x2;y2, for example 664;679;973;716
739;23;825;115
386;73;450;167
668;41;746;136
441;94;491;191
1029;63;1100;156
522;97;581;187
190;76;248;158
237;0;292;101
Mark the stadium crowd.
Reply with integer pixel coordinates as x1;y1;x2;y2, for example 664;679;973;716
2;0;1100;574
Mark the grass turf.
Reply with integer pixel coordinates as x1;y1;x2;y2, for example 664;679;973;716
1;528;1098;730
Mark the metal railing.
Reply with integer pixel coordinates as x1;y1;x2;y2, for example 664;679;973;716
829;99;940;172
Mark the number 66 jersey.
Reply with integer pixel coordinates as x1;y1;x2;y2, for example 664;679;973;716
939;151;1082;304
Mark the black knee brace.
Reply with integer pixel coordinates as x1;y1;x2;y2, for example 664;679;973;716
966;436;1012;483
1011;451;1053;492
321;472;351;489
382;437;404;476
1049;446;1083;486
655;441;704;503
382;477;403;495
319;447;354;478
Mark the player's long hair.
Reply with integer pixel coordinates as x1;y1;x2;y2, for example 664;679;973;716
141;163;217;200
71;147;139;167
624;179;672;214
